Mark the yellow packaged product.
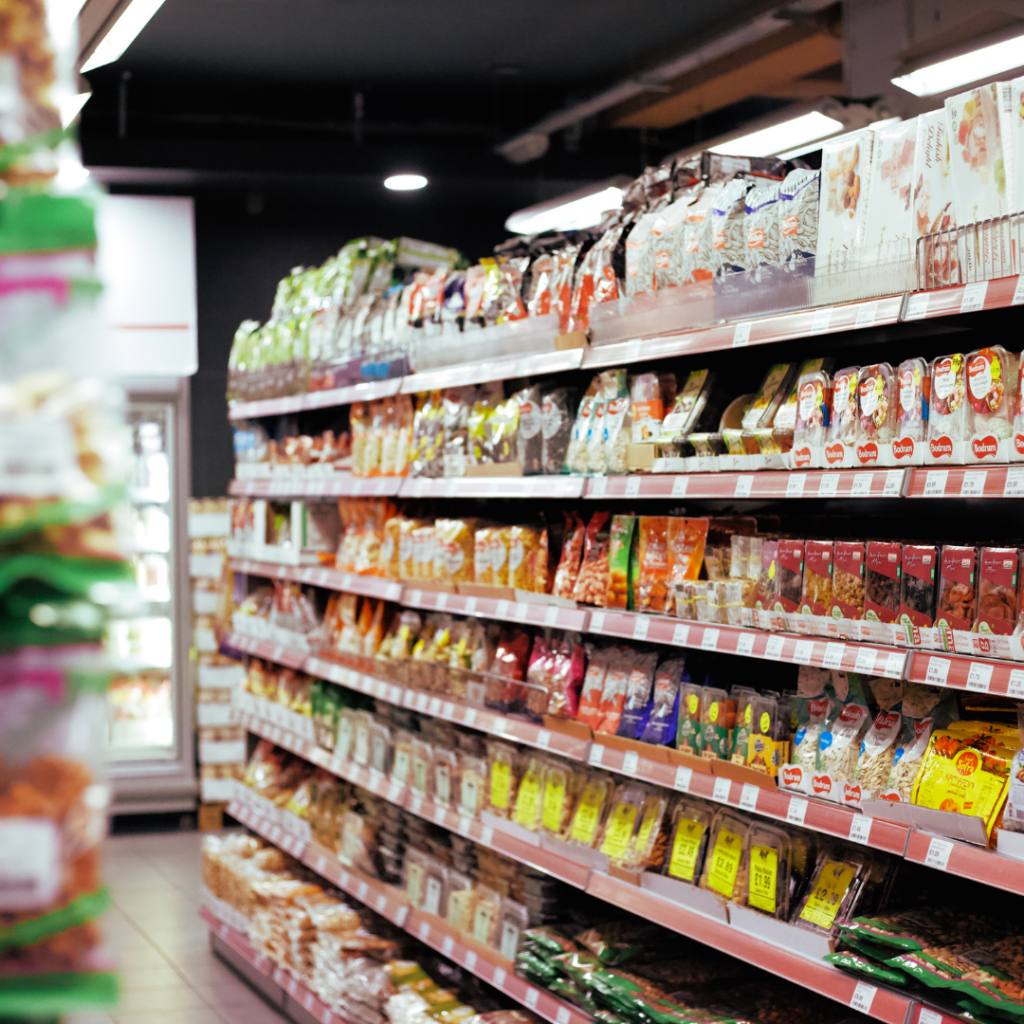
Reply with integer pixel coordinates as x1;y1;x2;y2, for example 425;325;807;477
910;726;1013;837
512;754;547;831
434;518;478;585
698;810;750;902
509;525;543;592
598;785;668;871
474;527;494;584
490;527;512;587
664;800;712;885
539;762;582;839
486;740;519;819
566;772;614;849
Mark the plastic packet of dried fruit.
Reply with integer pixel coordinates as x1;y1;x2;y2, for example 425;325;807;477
636;516;670;613
699;810;750;902
572;512;611;606
577;645;613;729
929;354;967;445
485;741;519;819
566;772;614;849
816;675;870;783
801;540;833;616
974;546;1021;636
896;358;930;443
936;544;977;634
553;512;585;599
793;847;868;935
666;517;708;614
864;541;902;624
743;823;792;919
832;541;866;620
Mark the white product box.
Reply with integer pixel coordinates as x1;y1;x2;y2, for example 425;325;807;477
816;129;875;275
914;109;957;238
198;663;245;689
193;589;219;614
189;552;224;579
199;739;247;764
188;512;230;538
200;777;240;804
196;702;236;727
862;119;917;266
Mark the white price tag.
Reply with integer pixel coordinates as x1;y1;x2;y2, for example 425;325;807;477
416;693;429;712
410;796;423;816
817;474;839;498
925;657;951;685
823;642;846;669
537;730;551;750
787;797;808;826
961;470;987;497
434;805;447;824
492;718;507;735
513;603;528;622
960;280;989;313
732;321;752;347
357;881;369;900
793;640;814;664
545;606;560;626
855;301;878;328
441;935;455;956
436;592;448;610
811;306;833;334
924;470;948;496
376;894;387;913
429;697;442;716
674;766;692;792
633;616;650;640
904;292;930;320
851;472;874;497
1009;669;1024;699
734;475;753;498
786;474;806;497
737;632;755;657
764;636;784;660
463;596;477;615
739;784;759;812
481;826;494;846
712;777;731;802
924;836;954;870
671;477;688;496
625;477;641;497
557;1008;572;1024
464;950;477;971
849;815;872;845
442;702;455;719
966;662;993;692
458;816;472;835
850;981;877;1014
524;989;539;1009
919;1009;943;1024
701;628;720;651
496;600;510;618
303;991;315;1011
1012;275;1024;306
590;611;606;633
589;745;605;767
316;854;328;875
1005;467;1024;497
464;709;477;728
855;648;877;673
622;750;639;775
883;469;904;497
410;590;423;607
884;652;905;678
591;477;607;497
395;906;409;927
493;967;507;989
418;922;431;941
672;623;690;646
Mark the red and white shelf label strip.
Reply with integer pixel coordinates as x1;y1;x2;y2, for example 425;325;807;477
906;652;1024;699
397;476;585;499
903;830;1024;897
228;476;404;498
906;465;1024;499
228;378;403;421
584;470;906;500
900;274;1023;323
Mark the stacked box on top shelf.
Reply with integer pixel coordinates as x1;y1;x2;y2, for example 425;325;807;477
190;498;247;805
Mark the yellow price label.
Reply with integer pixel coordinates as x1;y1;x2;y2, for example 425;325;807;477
570;786;603;846
514;773;541;827
707;828;743;897
669;819;705;881
768;561;776;580
490;761;511;810
799;859;856;930
542;780;566;833
600;803;638;859
748;844;778;914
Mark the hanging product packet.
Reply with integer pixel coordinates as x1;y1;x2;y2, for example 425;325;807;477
564;381;598;474
666;518;709;615
553;512;586;600
576;646;613;730
638;657;685;746
743;182;782;270
791;667;834;779
572;512;612;607
853;679;904;797
778;168;820;265
605;515;637;610
541;387;577;475
614;649;660;740
594;647;635;735
636;516;670;614
817;674;871;789
515;385;544;474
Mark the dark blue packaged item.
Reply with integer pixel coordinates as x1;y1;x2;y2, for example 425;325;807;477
614;649;659;740
639;658;686;746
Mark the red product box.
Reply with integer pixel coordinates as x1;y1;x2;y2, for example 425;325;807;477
899;545;938;628
937;545;977;633
801;540;834;616
832;541;866;620
976;546;1021;636
864;541;902;624
776;538;805;613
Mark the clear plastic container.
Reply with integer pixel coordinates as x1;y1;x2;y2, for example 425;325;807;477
391;729;415;786
512;754;546;832
828;366;860;453
566;771;614;849
410;738;434;799
445;870;476;934
793;847;868;935
744;823;793;919
432;748;458;809
485;740;518;819
792;371;832;450
676;682;703;754
929;354;967;443
540;761;581;840
472;885;503;948
742;364;798;432
857;363;897;447
351;710;373;767
746;692;786;775
864;541;902;624
699;810;750;902
664;800;712;884
896;357;929;442
369;721;393;775
697;686;735;759
498;898;530;959
966;345;1018;444
458;753;488;817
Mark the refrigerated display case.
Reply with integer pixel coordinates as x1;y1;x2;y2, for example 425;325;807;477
106;378;196;813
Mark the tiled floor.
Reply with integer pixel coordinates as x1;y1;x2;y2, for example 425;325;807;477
67;830;289;1024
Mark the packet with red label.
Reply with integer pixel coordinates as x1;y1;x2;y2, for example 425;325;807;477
864;541;901;623
831;542;866;619
928;353;967;450
975;546;1021;636
936;544;977;632
895;357;930;444
965;346;1018;453
801;540;833;616
777;538;805;613
899;545;938;629
857;363;897;450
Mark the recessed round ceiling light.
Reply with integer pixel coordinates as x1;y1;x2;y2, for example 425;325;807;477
384;174;427;191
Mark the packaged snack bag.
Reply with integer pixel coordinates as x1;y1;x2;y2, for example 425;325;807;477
486;741;519;819
742;364;798;434
913;109;958;288
490;527;512;587
636;516;670;614
864;541;902;624
539;761;582;840
791;668;834;776
664;801;712;885
776;539;804;614
577;646;613;729
459;753;488;817
676;681;703;754
515;385;543;474
801;540;833;616
572;512;611;607
606;515;637;610
630;373;664;444
746;692;788;775
699;810;749;902
613;649;659;739
744;824;793;919
854;679;903;795
778;168;820;263
744;182;782;270
512;755;546;832
774;358;830;453
975;546;1021;635
553;512;585;599
817;675;870;785
541;387;577;474
936;545;977;634
595;649;634;735
832;542;866;620
638;658;685;746
886;690;945;803
567;772;614;849
509;526;543;591
816;130;875;277
697;686;735;760
435;518;477;585
895;357;930;447
665;517;709;614
753;539;780;613
474;527;494;585
564;380;599;474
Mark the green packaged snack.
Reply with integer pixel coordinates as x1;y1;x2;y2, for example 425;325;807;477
824;952;910;987
607;515;637;610
729;687;757;763
697;687;735;759
523;926;580;956
516;949;560;982
676;682;702;754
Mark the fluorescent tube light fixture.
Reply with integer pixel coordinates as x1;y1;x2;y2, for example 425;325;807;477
505;179;627;235
892;32;1024;96
80;0;166;72
384;174;428;191
59;92;92;127
713;110;845;158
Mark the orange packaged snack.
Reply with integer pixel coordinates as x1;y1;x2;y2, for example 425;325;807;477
490;527;513;587
434;518;478;585
637;517;670;613
572;512;611;606
666;518;709;613
553;513;585;599
474;527;494;585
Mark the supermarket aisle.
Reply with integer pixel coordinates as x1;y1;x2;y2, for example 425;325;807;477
69;830;288;1024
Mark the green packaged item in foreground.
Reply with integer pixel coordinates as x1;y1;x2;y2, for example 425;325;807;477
515;949;559;983
886;951;1024;1017
676;682;702;754
552;951;602;986
548;978;601;1015
523;926;580;956
824;951;910;987
607;516;636;610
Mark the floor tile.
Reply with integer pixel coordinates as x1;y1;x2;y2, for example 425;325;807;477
115;1010;226;1024
117;984;212;1014
118;964;191;992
